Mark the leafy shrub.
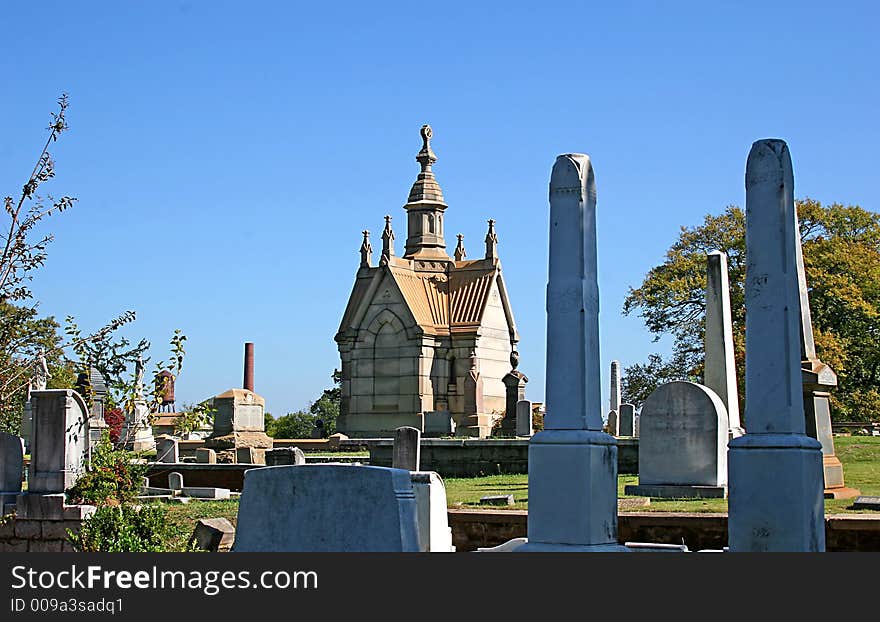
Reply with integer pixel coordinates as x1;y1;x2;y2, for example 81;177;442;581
66;433;146;506
103;407;124;443
70;504;173;552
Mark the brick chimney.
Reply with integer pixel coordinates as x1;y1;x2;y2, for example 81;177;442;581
243;342;254;392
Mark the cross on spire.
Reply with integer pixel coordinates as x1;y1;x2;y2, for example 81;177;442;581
485;219;498;260
381;215;394;263
360;230;372;268
454;233;467;261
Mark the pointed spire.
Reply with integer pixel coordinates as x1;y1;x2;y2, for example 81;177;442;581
381;215;394;263
484;219;498;260
404;125;449;259
359;230;372;268
454;234;467;261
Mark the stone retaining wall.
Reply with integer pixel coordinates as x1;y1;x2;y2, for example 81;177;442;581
369;438;639;477
0;516;83;552
447;509;880;552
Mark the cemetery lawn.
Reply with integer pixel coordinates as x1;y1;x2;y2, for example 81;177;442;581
444;435;880;514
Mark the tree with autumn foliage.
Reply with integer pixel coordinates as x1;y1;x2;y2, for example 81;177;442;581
622;199;880;423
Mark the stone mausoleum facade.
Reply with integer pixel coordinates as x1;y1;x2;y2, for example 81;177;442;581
335;126;521;438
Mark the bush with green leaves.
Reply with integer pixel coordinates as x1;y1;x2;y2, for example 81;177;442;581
66;432;146;506
69;504;174;552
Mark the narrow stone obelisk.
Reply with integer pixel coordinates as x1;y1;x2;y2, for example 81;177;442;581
727;139;825;552
609;360;621;418
517;153;625;552
794;213;858;498
704;251;744;439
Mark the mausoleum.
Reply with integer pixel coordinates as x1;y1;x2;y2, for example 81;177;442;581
335;126;521;438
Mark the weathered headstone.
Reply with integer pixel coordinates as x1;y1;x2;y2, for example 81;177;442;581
480;494;514;506
515;399;533;437
155;435;179;463
512;153;625;552
618;403;636;437
606;410;619;436
188;518;236;552
728;139;825;552
235;446;266;465
625;381;728;498
0;433;24;514
16;389;95;522
265;447;305;466
168;472;184;492
424;411;455;437
232;464;420;552
705;251;744;439
610;360;621;417
195;448;217;464
392;426;421;471
27;390;89;493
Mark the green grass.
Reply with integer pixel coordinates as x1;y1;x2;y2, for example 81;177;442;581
158;499;241;551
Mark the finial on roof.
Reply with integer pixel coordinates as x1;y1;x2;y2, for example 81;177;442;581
360;230;372;268
416;124;437;173
454;233;467;261
485;218;498;260
381;215;395;263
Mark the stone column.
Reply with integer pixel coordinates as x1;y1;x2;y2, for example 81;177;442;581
704;251;744;439
728;139;825;552
794;208;857;498
609;360;621;417
392;426;421;471
516;153;625;552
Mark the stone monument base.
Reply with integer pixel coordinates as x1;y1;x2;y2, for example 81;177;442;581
624;484;727;499
728;433;825;552
204;431;273;451
822;455;860;498
518;429;628;552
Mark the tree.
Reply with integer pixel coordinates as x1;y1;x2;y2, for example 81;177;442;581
265;370;341;439
623;199;880;422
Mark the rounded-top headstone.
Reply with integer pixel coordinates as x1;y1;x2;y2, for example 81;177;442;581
638;381;729;487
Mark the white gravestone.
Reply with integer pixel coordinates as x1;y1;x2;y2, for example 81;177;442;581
705;251;744;439
411;471;455;552
232;464;420;552
727;139;825;552
625;381;728;499
509;153;626;552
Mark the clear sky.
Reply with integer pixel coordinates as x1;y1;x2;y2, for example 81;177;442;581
1;1;877;417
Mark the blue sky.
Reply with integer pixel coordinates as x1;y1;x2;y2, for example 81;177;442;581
1;1;877;417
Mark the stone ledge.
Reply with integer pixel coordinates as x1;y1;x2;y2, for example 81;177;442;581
624;484;727;499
